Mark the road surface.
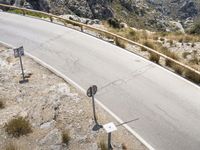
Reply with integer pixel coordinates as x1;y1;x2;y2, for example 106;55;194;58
1;12;200;150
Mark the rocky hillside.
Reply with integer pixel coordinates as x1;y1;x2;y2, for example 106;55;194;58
0;0;200;31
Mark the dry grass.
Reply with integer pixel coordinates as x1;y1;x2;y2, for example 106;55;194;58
104;25;200;85
184;70;200;84
163;51;179;67
0;100;5;109
122;143;128;150
156;32;200;43
62;130;70;146
141;40;156;51
115;38;126;49
189;52;199;65
4;141;19;150
171;64;184;75
168;40;174;46
182;52;190;59
107;26;148;42
4;117;32;137
149;52;160;64
99;140;108;150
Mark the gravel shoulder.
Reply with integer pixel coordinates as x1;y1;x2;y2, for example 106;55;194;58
0;44;147;150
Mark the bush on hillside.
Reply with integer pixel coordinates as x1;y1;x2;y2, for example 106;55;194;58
4;117;32;137
189;22;200;35
107;18;121;29
149;52;160;64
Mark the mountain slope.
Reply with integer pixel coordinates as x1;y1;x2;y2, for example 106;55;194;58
0;0;200;31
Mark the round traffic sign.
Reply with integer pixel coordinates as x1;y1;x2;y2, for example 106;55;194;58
87;85;97;97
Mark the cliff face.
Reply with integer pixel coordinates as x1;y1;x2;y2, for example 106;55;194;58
25;0;114;19
146;0;199;20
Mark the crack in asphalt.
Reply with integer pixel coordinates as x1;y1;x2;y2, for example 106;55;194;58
155;104;177;122
31;32;68;52
98;64;154;93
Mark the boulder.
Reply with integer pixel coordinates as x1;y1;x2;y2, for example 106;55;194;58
39;128;62;146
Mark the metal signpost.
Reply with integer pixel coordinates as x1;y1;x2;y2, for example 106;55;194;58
13;46;28;84
87;85;102;131
103;122;117;150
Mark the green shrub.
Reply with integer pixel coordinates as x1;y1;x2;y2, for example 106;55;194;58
189;22;200;35
160;38;165;42
184;70;200;84
169;40;173;46
107;18;121;29
129;30;136;37
149;52;160;64
4;117;32;137
153;36;159;40
0;100;5;109
62;130;70;145
178;38;184;43
128;30;140;41
182;52;190;59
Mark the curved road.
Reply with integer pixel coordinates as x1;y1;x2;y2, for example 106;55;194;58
1;12;200;150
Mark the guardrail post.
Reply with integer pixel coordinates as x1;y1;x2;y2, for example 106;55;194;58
114;37;118;45
22;10;25;16
80;26;83;32
49;16;53;22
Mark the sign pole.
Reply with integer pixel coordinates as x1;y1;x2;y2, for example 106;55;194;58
87;85;102;131
103;122;117;150
92;88;97;124
13;46;28;84
108;132;112;150
18;51;25;81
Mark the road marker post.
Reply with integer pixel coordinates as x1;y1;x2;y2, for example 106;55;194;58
103;122;117;150
13;46;28;84
87;85;103;131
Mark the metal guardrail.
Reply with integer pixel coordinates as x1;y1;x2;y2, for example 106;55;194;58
0;3;200;78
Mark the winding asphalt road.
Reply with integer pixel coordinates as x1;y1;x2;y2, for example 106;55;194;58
1;12;200;150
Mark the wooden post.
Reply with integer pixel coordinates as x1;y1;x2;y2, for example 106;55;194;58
49;16;53;22
22;10;25;16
